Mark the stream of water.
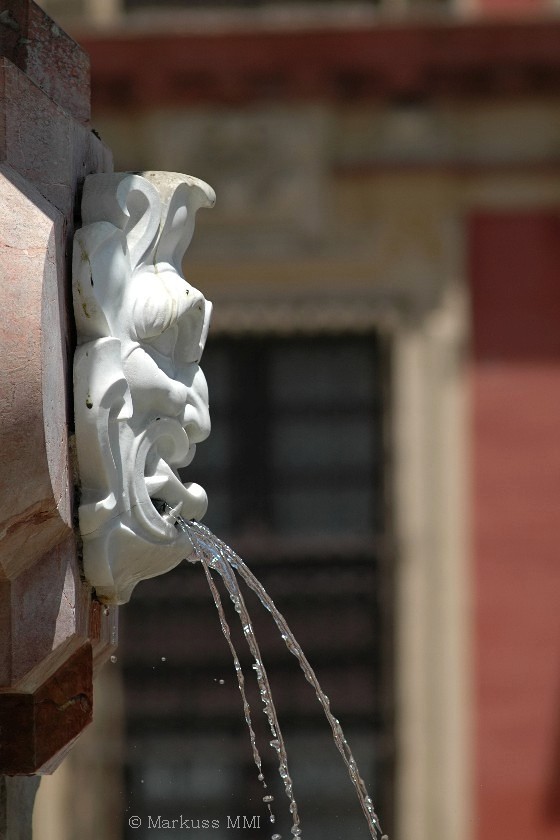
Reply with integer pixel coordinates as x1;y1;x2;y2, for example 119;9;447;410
172;513;387;840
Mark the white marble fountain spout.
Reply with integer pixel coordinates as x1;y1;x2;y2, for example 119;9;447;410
72;171;215;605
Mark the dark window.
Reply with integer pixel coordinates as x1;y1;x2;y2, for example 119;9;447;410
192;335;384;540
120;332;394;840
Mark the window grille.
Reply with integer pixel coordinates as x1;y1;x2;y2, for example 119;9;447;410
120;332;395;840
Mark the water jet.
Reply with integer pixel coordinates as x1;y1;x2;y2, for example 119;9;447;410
72;171;387;839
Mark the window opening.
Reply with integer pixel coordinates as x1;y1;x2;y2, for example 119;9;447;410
120;331;395;839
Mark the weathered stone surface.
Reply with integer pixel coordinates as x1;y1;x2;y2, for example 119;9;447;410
0;166;71;580
0;537;90;688
0;640;93;775
0;158;117;678
0;1;116;781
0;58;109;217
89;600;118;677
0;0;90;125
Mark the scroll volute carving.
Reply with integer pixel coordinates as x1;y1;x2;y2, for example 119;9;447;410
73;171;215;604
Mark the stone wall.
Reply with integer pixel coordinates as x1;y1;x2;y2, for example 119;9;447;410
0;0;116;829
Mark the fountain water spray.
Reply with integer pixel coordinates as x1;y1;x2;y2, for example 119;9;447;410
173;511;386;840
72;171;387;839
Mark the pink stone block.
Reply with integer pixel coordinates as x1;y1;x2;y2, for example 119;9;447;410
0;166;71;578
0;0;116;774
0;0;90;125
0;58;108;217
1;537;86;687
0;639;93;775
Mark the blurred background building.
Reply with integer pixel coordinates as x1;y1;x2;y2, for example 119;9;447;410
33;1;560;840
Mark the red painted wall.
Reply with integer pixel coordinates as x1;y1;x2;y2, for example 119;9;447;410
469;212;560;840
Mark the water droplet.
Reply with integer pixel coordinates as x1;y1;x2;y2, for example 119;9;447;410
271;835;281;840
218;679;225;685
257;773;265;782
110;655;117;664
263;795;274;803
161;656;166;662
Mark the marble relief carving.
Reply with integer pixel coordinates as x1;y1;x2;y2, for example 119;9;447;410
72;171;214;604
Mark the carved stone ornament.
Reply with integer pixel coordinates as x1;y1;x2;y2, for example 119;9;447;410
72;171;215;604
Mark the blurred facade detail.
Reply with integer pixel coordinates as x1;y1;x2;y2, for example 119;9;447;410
34;1;560;839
